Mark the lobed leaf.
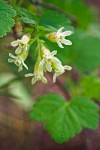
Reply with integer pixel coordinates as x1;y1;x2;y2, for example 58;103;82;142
43;0;92;29
30;94;99;143
0;0;16;37
80;74;100;100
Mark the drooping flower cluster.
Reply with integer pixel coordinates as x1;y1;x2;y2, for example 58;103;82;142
8;27;72;84
40;45;72;82
25;45;72;84
8;35;30;72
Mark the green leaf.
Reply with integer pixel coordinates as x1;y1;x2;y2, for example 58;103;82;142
0;0;16;37
80;74;100;100
67;30;100;72
16;7;36;25
43;0;92;29
30;94;65;121
39;10;73;31
30;94;99;143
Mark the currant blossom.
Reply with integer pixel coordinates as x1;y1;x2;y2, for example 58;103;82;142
46;27;72;48
25;56;47;84
56;27;72;48
52;57;72;82
8;50;28;72
39;45;72;82
11;35;30;54
39;45;57;72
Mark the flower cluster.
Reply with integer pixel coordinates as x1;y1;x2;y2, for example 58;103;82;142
8;27;72;84
25;45;72;84
8;35;30;72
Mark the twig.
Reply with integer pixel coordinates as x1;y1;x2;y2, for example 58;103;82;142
30;0;77;26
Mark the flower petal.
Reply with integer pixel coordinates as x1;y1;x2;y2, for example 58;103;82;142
53;57;61;64
9;53;16;59
57;41;64;48
24;45;28;52
32;77;37;84
41;75;48;83
21;35;30;44
62;30;73;37
15;47;22;54
64;65;72;70
53;73;58;83
56;27;64;37
25;73;34;77
51;50;57;56
46;62;52;72
39;59;45;69
62;39;72;45
8;58;14;63
22;61;28;70
11;40;19;47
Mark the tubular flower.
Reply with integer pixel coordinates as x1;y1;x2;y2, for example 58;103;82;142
25;56;47;84
52;57;72;82
11;35;30;54
39;45;72;82
8;50;28;72
39;45;57;72
46;27;72;48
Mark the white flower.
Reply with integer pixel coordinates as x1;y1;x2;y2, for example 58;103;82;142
8;52;28;72
11;35;30;54
52;57;72;82
39;46;57;72
25;72;47;85
56;27;72;48
39;45;72;82
25;57;47;84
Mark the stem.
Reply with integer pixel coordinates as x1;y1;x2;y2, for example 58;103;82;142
30;0;77;26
